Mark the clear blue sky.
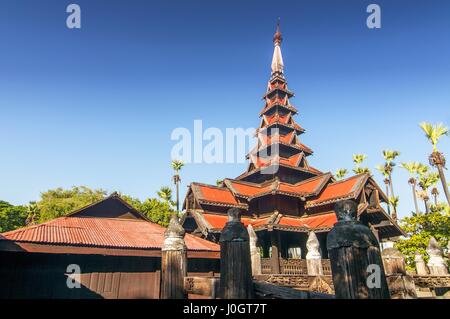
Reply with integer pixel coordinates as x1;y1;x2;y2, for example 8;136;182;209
1;0;449;219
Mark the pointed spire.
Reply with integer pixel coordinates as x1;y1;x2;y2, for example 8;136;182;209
271;19;284;75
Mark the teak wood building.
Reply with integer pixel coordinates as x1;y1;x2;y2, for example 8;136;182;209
182;25;405;273
0;194;219;298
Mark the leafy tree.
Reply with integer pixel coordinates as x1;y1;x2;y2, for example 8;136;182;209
36;186;107;222
139;198;174;227
0;201;28;232
395;205;450;271
157;186;173;206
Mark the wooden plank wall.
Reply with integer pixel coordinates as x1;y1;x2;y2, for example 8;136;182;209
0;251;161;299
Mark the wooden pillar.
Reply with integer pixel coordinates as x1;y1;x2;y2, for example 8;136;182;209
327;200;390;299
270;229;280;274
161;215;187;299
247;224;262;276
306;231;323;276
219;208;254;299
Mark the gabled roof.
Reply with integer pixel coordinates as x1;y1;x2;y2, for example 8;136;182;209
306;173;370;208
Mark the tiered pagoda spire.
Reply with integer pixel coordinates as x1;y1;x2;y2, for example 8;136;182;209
182;23;404;245
237;23;319;184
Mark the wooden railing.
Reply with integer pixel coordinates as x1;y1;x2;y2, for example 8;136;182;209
280;258;308;275
321;259;332;276
261;258;332;276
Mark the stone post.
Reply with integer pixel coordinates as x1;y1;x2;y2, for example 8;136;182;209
219;208;254;299
426;237;449;276
414;253;429;276
306;231;323;276
382;248;417;299
327;200;390;299
247;224;262;276
161;215;187;299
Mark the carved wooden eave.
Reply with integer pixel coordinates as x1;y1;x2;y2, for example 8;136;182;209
189;209;213;237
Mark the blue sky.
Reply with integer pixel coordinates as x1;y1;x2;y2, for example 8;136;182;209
1;0;449;219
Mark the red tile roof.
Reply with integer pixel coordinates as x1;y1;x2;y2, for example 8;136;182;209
194;184;241;207
307;174;367;207
278;174;330;195
278;213;336;229
1;216;219;252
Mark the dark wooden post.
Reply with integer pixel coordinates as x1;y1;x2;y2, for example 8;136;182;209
161;215;187;299
220;208;254;299
327;200;390;299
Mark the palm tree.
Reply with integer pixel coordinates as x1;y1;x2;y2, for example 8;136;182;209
335;168;348;181
418;171;439;213
388;196;399;220
25;201;39;225
352;154;370;175
382;150;400;198
171;160;184;213
420;122;450;205
157;186;173;205
376;164;392;216
400;162;420;215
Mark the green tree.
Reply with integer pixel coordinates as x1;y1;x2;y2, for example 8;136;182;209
395;205;450;271
420;122;450;205
335;168;348;181
139;198;174;227
157;186;173;206
36;186;107;222
352;154;370;174
0;201;28;232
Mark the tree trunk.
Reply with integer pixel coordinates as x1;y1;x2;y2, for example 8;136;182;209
412;183;420;215
389;173;397;218
385;182;391;216
437;164;450;205
176;178;180;212
424;199;429;214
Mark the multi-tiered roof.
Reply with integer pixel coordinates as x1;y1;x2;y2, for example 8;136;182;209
237;24;318;184
182;24;404;242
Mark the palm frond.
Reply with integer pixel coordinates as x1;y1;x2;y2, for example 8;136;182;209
420;122;449;151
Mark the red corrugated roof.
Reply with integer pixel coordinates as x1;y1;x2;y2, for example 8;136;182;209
1;216;219;252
